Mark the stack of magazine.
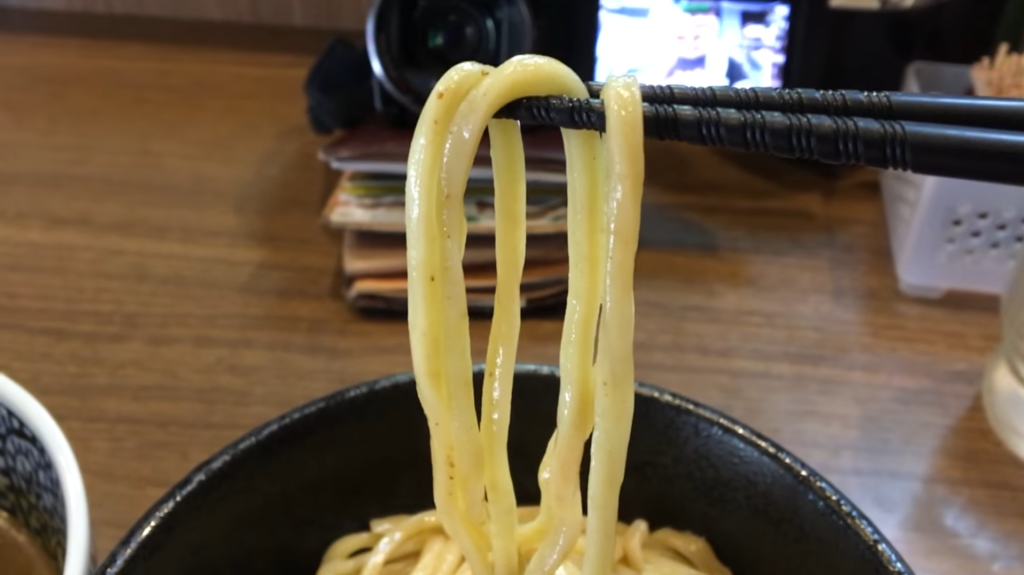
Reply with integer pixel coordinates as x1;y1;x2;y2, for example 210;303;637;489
319;123;569;311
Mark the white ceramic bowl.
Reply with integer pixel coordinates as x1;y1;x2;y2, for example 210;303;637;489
0;373;90;575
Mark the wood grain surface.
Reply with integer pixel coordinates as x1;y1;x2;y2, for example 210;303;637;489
0;0;372;30
0;15;1022;575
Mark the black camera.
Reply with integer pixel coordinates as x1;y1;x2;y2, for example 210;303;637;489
306;0;597;132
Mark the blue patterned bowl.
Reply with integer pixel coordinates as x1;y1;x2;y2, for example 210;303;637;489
0;374;90;575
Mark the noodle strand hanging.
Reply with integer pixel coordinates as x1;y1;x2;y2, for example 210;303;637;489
316;55;730;575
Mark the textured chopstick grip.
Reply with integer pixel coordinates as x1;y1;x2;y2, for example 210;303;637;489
584;83;1024;132
494;96;1024;185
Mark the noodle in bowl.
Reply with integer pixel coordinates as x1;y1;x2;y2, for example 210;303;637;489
96;366;913;575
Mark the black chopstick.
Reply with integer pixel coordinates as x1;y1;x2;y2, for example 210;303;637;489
584;83;1024;132
493;95;1024;186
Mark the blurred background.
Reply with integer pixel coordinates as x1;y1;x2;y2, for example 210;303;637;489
1;1;1024;574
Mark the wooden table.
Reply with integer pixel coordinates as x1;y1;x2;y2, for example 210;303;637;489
0;12;1022;575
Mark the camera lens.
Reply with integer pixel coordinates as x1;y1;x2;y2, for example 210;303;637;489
367;0;534;116
421;5;493;66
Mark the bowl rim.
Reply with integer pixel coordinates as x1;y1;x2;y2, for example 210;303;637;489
97;364;914;574
0;373;91;575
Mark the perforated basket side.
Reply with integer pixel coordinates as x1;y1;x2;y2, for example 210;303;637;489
883;174;1024;298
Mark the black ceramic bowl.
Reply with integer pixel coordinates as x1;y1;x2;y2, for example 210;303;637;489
97;365;913;575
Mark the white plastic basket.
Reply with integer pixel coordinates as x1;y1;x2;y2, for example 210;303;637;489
881;61;1024;298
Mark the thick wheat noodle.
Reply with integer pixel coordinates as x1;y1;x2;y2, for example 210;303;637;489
317;55;731;575
404;62;497;575
480;116;527;575
623;520;649;572
439;56;605;575
582;73;644;575
317;512;727;575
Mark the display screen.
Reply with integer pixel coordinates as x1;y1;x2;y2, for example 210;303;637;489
594;0;791;88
